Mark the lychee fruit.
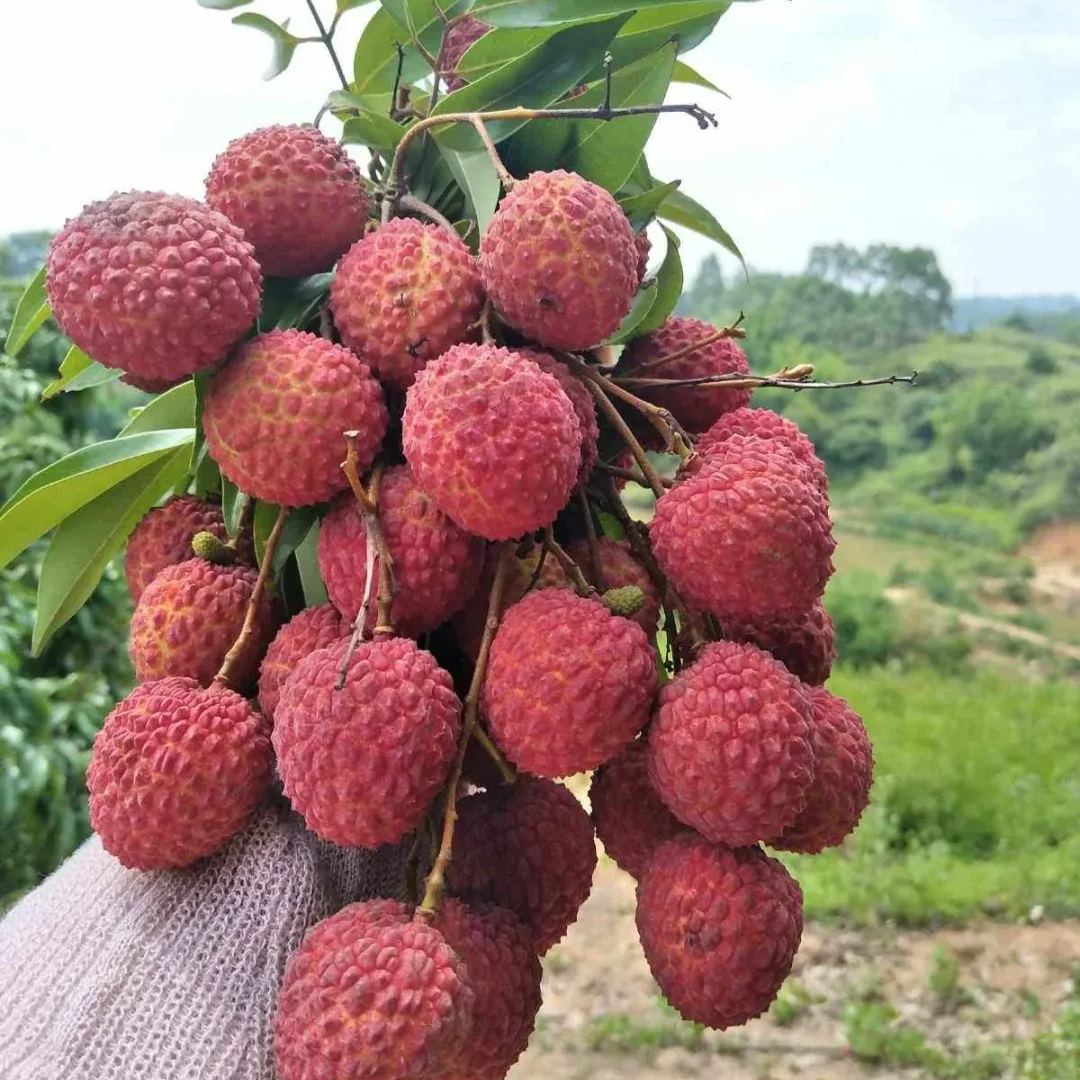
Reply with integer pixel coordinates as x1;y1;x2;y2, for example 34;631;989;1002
636;834;803;1029
257;604;348;721
124;494;252;603
647;640;816;847
330;218;484;388
623;315;751;432
274;903;474;1080
205;124;368;277
589;740;686;879
650;440;835;624
441;16;491;91
203;328;388;508
770;686;873;854
634;229;651;282
479;170;638;350
483;589;656;778
129;557;280;690
448;777;597;954
566;536;662;633
317;465;484;635
46;191;261;385
402;343;581;540
273;637;461;847
87;677;272;869
728;600;836;686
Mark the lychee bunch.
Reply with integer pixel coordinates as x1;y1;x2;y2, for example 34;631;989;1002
257;604;348;721
46;191;261;385
636;835;803;1029
728;600;836;686
403;343;581;540
479;170;639;350
87;677;272;869
205;124;368;276
483;589;656;777
566;536;662;633
203;328;387;507
441;16;491;91
273;637;461;847
317;465;484;634
331;217;484;387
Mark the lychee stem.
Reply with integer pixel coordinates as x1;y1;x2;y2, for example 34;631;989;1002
469;116;517;191
615;369;920;393
627;313;748;375
597;461;674;489
213;504;289;690
303;0;349;92
577;489;606;592
471;724;516;785
543;526;596;599
398;193;459;236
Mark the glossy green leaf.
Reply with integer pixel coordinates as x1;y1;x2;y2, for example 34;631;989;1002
259;274;334;332
469;0;748;29
606;279;660;345
672;58;723;92
453;26;554;82
223;484;246;536
4;267;49;358
120;380;196;435
338;0;375;11
618;179;681;229
232;13;300;80
41;346;92;400
438;147;500;232
198;0;253;8
341;107;409;152
381;1;470;56
253;503;320;575
294;521;329;606
634;224;683;335
352;8;430;93
63;362;119;394
657;186;745;269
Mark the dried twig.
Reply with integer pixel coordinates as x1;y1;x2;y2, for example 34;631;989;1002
544;526;596;598
577;489;605;591
627;312;747;374
617;370;920;393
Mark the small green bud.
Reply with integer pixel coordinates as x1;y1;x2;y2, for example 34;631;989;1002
191;531;235;565
601;585;645;618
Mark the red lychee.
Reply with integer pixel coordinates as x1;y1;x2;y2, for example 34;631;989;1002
87;677;272;869
647;640;816;847
623;315;751;433
770;686;873;854
589;740;686;879
483;589;656;778
634;229;651;282
479;171;638;350
330;218;484;388
257;604;348;721
441;16;491;91
402;344;581;540
273;638;461;847
274;903;474;1080
205;124;368;277
636;835;803;1029
448;777;597;954
727;600;836;686
46;192;261;385
566;536;662;633
203;328;387;508
129;558;280;690
317;465;484;634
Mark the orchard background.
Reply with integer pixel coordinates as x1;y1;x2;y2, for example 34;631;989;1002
1;1;1079;1076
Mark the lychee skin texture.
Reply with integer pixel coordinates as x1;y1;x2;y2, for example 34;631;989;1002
331;218;484;388
129;558;280;690
442;16;491;91
651;444;835;625
203;328;387;508
590;740;686;879
483;590;656;778
206;124;368;277
274;638;461;848
403;344;581;540
623;316;751;433
634;229;651;282
46;192;261;385
479;171;638;351
728;600;836;686
87;677;272;869
435;900;543;1080
648;641;816;847
448;778;597;954
566;537;662;633
317;465;484;634
771;687;873;854
636;835;803;1030
257;604;348;721
274;904;474;1080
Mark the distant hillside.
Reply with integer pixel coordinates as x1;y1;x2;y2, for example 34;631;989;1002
952;294;1080;332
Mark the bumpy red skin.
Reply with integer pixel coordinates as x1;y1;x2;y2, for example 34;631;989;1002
87;677;271;869
623;316;752;433
448;778;597;954
442;16;490;91
274;905;474;1080
206;124;368;277
566;537;662;633
651;443;835;625
634;230;652;283
484;590;656;778
46;192;261;385
590;740;686;879
636;835;803;1030
728;601;836;686
403;344;581;540
274;638;461;848
317;466;484;634
435;901;543;1080
129;558;280;690
257;604;348;721
648;641;816;847
331;218;484;388
203;328;387;508
479;171;638;351
771;687;873;854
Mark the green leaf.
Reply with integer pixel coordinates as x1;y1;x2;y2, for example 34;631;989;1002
120;380;196;435
253;503;320;575
470;0;742;28
453;26;554;82
657;186;745;269
672;58;722;92
198;0;253;8
223;484;246;536
352;8;431;93
259;274;333;332
232;13;300;79
618;179;681;229
634;224;683;335
41;346;92;400
3;267;49;358
338;0;375;11
607;279;660;344
294;521;329;606
438;147;500;232
340;107;409;152
32;448;190;655
597;510;625;541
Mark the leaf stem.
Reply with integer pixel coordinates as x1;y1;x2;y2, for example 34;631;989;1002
304;0;350;92
544;525;596;598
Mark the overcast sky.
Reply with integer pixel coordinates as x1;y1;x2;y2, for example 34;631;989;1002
2;1;1077;295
